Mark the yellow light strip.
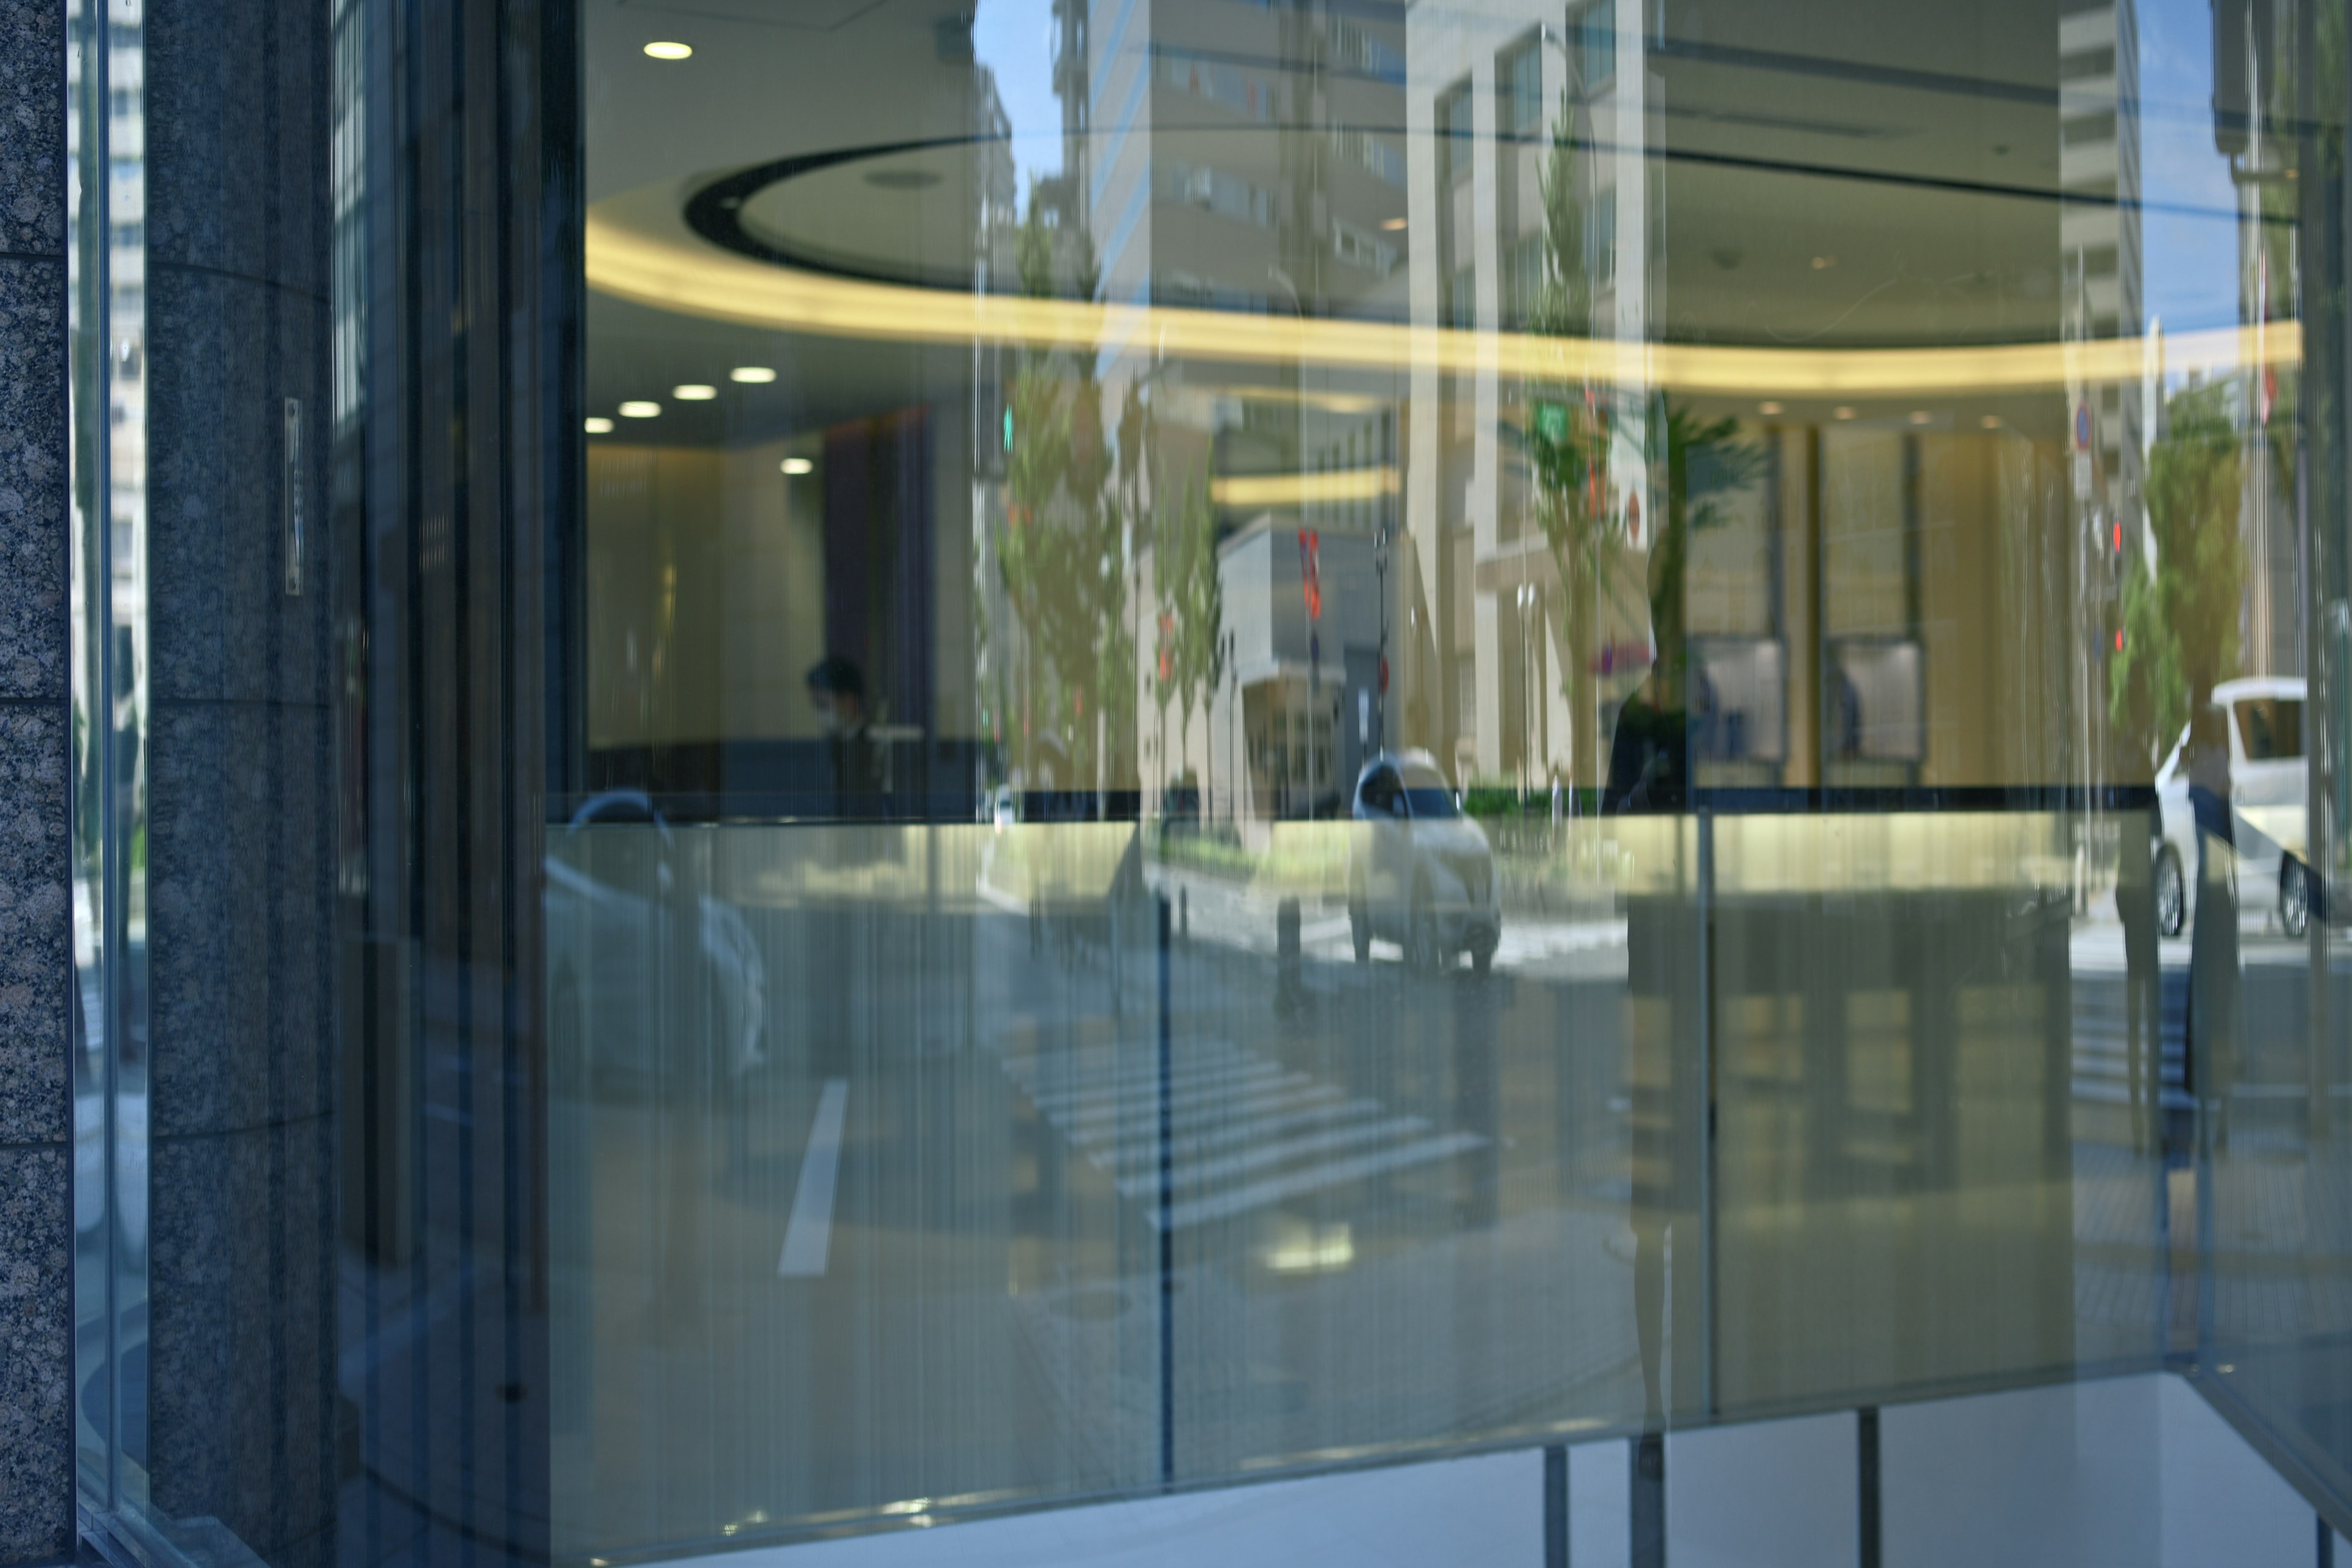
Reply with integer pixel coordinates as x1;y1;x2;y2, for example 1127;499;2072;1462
587;209;2299;397
1213;467;1400;507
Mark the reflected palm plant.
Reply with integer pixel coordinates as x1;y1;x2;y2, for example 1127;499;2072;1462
1519;83;1761;771
1643;404;1765;716
1519;80;1609;782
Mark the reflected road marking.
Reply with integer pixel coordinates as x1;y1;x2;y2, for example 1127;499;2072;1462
778;1079;850;1278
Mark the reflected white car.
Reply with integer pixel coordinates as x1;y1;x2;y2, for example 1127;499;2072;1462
1347;752;1502;973
545;791;767;1093
2150;677;2312;938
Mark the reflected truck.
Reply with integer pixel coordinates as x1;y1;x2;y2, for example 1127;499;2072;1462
1347;752;1502;973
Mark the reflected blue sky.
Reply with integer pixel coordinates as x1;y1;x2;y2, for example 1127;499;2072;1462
2141;0;2255;336
974;0;1065;205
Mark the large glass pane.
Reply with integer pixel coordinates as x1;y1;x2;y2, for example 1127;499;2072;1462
330;0;2352;1558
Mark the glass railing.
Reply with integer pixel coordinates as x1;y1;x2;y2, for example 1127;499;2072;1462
526;792;2314;1561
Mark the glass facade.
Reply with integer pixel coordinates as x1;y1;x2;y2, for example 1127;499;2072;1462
42;0;2352;1563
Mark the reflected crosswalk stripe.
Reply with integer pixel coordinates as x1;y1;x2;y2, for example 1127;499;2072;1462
1058;1070;1310;1127
1113;1115;1431;1199
1028;1061;1287;1115
1093;1098;1390;1178
1005;1040;1485;1232
1152;1133;1488;1231
1063;1084;1346;1148
1003;1039;1240;1085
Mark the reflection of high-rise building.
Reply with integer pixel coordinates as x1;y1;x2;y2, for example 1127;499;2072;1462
2212;0;2301;677
1078;0;1409;818
1408;0;1645;791
2061;4;2144;535
2060;2;2144;779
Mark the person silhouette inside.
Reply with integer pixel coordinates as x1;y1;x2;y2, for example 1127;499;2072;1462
805;655;884;817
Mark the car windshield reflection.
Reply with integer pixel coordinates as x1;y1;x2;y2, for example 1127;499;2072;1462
1400;769;1457;818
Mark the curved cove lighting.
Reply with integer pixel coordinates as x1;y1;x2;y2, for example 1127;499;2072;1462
584;197;2299;399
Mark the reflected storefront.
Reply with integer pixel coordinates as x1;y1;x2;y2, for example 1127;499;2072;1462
55;0;2352;1564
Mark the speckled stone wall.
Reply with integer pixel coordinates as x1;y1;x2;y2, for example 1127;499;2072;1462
0;0;73;1559
0;1;337;1562
141;0;337;1564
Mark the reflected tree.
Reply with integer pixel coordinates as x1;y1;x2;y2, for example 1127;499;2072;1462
998;200;1134;792
2110;383;2244;761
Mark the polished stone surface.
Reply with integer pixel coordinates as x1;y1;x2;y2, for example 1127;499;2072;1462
0;0;63;257
0;1144;69;1567
148;1118;336;1567
146;266;326;707
0;706;66;1148
0;260;63;701
146;0;324;297
146;699;332;1140
135;10;341;1557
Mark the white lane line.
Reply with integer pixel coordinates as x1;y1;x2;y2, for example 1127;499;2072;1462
1151;1132;1488;1230
777;1079;850;1279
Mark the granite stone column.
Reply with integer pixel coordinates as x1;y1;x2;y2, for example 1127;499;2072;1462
141;0;336;1563
0;0;73;1559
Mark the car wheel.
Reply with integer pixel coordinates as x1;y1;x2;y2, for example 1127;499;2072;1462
1471;944;1494;977
1350;904;1371;963
2155;848;2186;939
2281;856;2312;940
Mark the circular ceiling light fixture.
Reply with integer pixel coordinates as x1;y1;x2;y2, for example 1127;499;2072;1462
643;40;693;60
1758;401;1784;416
1833;405;1856;420
673;383;717;401
584;417;614;434
1381;216;1408;232
782;457;815;475
619;400;662;418
729;366;777;383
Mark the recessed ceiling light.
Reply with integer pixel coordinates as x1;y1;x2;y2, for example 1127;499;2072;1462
1381;217;1408;232
782;456;815;476
1980;414;2002;429
729;366;777;383
643;40;692;60
673;384;717;401
1758;401;1784;416
1909;410;1933;425
1833;405;1856;420
619;400;661;418
1812;255;1837;270
584;417;614;434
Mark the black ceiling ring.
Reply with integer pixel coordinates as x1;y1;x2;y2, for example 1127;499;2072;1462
675;128;2240;342
682;133;1009;293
